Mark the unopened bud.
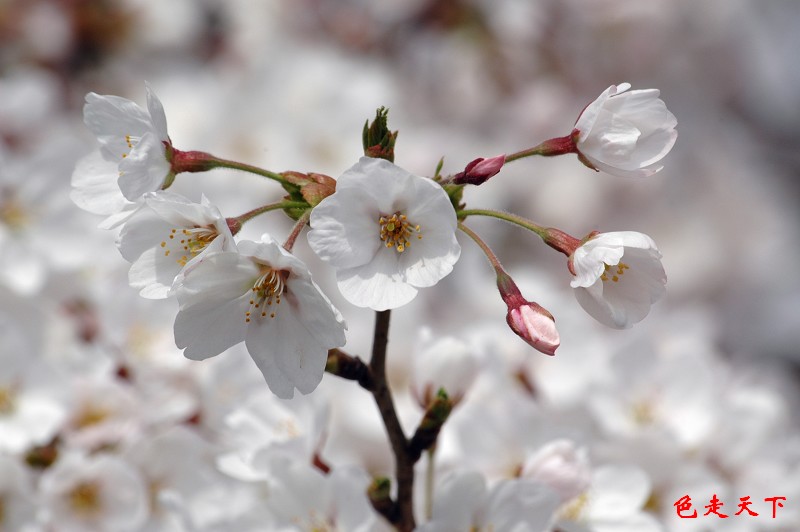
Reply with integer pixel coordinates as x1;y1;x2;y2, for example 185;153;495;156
453;154;506;185
281;171;336;206
497;271;560;356
362;107;397;162
521;440;591;504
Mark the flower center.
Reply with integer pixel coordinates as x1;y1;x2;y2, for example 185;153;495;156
160;226;219;267
68;481;102;516
0;387;16;415
245;267;289;323
0;188;28;231
379;212;421;253
559;492;590;521
121;134;141;159
73;404;110;429
600;262;629;283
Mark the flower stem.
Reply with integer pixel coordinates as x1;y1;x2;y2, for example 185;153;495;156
234;201;307;225
368;310;416;531
424;447;436;520
504;134;578;163
209;157;292;185
283;210;311;252
458;209;548;239
171;149;292;186
457;222;505;276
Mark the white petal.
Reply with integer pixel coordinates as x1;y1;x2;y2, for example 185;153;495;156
285;277;346;349
398;230;460;288
174;251;259;306
144;191;217;226
174;294;248;360
117;132;171;201
116;204;173;262
144;82;169;141
587;465;651;519
308;186;381;270
83;93;152;161
245;306;329;398
70;152;131;215
128;247;179;299
337;249;417;310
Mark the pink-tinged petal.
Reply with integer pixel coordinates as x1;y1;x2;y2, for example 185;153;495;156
117;132;171;201
144;82;169;141
507;303;560;355
336;249;417;311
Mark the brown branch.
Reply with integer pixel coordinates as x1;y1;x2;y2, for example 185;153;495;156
367;310;416;531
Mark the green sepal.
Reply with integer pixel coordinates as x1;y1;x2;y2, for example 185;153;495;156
280;181;308;220
443;183;466;215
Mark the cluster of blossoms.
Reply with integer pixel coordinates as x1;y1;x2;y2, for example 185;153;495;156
30;81;678;530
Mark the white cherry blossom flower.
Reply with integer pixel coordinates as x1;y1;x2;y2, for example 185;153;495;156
116;192;236;299
173;234;346;399
556;465;662;532
570;231;666;329
307;157;460;311
39;452;148;532
72;82;173;219
418;470;560;532
575;83;677;178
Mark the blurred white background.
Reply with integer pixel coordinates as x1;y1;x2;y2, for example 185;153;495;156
2;0;800;530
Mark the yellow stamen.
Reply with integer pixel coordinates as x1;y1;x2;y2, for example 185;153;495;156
601;262;629;283
379;212;421;253
245;267;289;323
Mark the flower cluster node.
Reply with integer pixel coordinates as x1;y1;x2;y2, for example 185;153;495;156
378;212;421;253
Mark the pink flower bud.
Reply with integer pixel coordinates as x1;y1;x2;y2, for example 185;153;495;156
506;300;560;356
453;154;506;185
496;272;560;356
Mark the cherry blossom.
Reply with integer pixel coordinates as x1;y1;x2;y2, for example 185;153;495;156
72;83;174;222
307;157;460;311
574;82;677;178
39;452;148;532
173;234;346;399
116;192;236;299
570;231;666;328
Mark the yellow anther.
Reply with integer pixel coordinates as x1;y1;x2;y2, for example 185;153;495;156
245;267;289;323
379;211;421;253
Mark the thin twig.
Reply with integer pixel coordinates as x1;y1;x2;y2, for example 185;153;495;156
368;310;416;531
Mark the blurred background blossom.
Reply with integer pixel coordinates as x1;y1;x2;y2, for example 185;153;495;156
1;0;800;530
